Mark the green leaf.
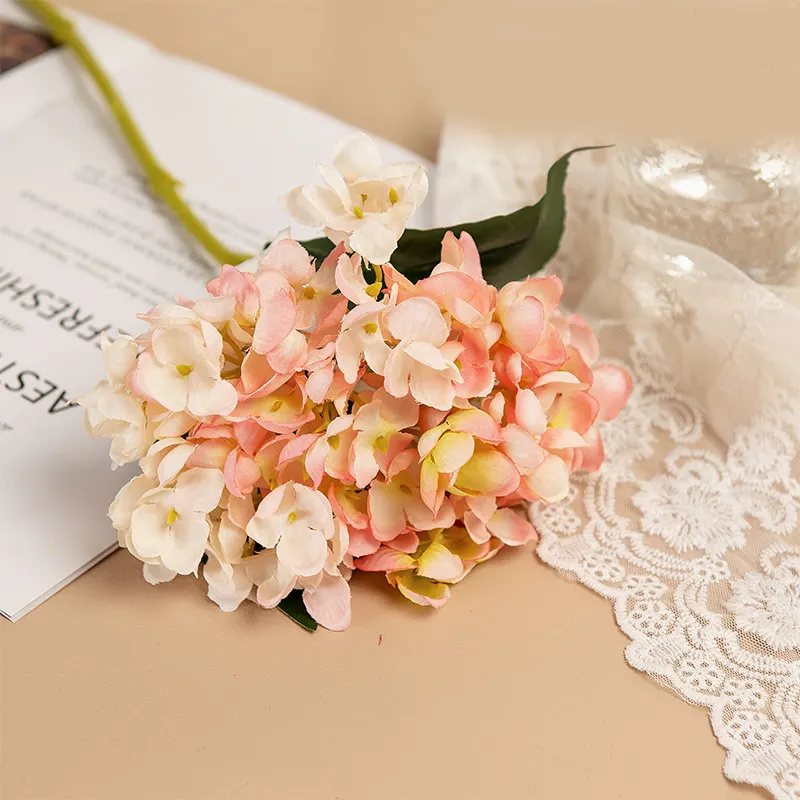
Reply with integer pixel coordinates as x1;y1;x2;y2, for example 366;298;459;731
281;145;611;288
277;590;318;632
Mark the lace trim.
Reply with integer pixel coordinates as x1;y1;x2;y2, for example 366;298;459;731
532;330;800;799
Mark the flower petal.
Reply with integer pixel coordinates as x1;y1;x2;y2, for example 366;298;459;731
385;297;449;346
486;508;537;546
416;540;464;582
303;573;351;631
455;450;520;497
525;454;570;503
277;524;328;577
591;364;633;422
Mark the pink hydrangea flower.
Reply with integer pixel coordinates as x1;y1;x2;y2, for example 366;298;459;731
84;135;632;632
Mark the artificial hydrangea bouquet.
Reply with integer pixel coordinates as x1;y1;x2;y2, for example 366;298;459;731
80;133;631;631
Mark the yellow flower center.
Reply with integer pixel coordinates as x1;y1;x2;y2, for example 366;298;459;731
166;508;179;525
176;364;193;377
374;434;389;454
399;484;413;496
303;286;317;299
328;434;340;451
269;400;283;413
389;186;399;205
363;322;378;335
287;510;297;523
365;282;382;299
353;205;365;219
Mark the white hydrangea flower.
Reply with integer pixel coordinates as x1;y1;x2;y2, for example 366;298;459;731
125;467;225;575
283;132;428;266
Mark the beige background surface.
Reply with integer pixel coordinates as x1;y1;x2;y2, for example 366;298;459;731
4;1;800;798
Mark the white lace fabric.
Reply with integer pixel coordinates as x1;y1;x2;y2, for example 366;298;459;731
435;127;800;798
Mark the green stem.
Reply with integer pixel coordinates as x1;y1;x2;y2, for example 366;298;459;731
19;0;252;267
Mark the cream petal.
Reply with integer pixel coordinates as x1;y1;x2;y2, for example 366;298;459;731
204;556;252;612
348;218;398;266
152;326;202;367
525;454;570;503
156;442;196;486
109;475;157;532
385;297;449;345
161;512;209;575
293;484;335;539
101;335;139;385
335;253;372;305
136;353;188;412
362;335;391;376
282;185;323;227
335;327;365;385
130;504;169;560
332;132;383;181
277;524;329;577
382;347;412;399
142;560;177;585
352;434;381;489
216;513;247;563
174;467;225;514
409;367;455;412
246;550;297;608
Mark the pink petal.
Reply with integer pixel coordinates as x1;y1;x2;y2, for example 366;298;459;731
502;424;546;473
520;274;563;316
252;289;297;355
267;329;308;374
540;428;587;450
388;531;420;553
355;546;416;572
368;482;407;540
306;363;334;404
501;295;544;354
529;322;567;367
566;314;600;365
258;238;314;286
514;388;548;435
278;433;319;467
347;526;381;557
447;408;503;444
591;364;633;422
579;427;605;472
549;392;599;435
303;573;351;631
486;508;537;546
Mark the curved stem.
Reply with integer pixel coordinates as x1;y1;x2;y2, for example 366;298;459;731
19;0;252;267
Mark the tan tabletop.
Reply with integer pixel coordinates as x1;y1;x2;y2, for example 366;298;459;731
3;1;796;797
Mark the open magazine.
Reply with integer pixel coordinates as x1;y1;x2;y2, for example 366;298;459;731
0;1;434;620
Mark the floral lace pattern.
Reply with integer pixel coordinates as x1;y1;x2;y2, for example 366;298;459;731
532;331;800;799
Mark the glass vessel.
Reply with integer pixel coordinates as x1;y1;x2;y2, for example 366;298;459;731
608;139;800;285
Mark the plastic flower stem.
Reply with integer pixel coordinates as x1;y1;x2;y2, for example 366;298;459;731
18;0;251;267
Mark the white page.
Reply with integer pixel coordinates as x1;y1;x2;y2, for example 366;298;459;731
0;8;434;620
